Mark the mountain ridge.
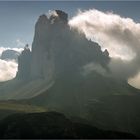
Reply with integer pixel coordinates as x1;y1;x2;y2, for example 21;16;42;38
0;111;137;139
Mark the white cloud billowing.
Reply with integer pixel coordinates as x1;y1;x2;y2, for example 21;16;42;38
0;47;23;82
69;9;140;61
0;59;17;81
0;37;32;82
129;72;140;89
69;9;140;88
82;62;107;76
0;47;23;56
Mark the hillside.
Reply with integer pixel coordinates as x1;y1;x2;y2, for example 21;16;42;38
27;71;140;114
0;111;137;139
0;100;46;120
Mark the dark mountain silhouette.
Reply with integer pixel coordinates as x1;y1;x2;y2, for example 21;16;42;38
86;94;140;137
27;71;138;115
30;10;110;81
0;10;110;100
0;111;137;139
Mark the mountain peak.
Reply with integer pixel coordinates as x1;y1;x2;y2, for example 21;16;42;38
49;10;68;24
38;14;48;22
17;10;110;82
55;10;68;23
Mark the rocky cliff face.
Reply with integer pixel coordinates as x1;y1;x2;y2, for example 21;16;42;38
0;10;110;99
17;10;110;84
16;45;31;80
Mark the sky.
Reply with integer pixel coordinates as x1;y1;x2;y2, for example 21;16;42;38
1;1;140;88
0;1;140;48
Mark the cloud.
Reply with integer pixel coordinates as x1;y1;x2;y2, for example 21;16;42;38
82;62;107;76
69;9;140;88
0;47;23;82
16;39;25;48
69;9;140;61
128;72;140;89
47;10;58;18
0;47;23;56
0;59;17;81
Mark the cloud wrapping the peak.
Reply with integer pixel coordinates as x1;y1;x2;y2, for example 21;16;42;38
69;9;140;61
69;9;140;88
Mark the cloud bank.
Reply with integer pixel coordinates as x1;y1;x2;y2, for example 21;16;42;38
0;59;17;81
69;9;140;61
69;9;140;88
0;47;23;56
0;47;23;82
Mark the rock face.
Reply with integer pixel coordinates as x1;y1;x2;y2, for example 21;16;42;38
0;10;110;99
17;10;110;84
16;45;31;80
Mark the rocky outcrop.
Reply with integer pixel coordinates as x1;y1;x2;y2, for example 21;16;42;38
30;10;70;82
29;10;110;83
16;45;31;80
0;10;110;99
50;10;68;24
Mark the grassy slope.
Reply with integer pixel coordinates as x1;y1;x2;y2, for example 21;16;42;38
0;100;47;120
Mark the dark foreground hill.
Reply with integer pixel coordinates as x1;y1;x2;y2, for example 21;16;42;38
0;111;137;139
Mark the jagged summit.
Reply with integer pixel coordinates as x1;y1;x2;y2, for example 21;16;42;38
29;10;110;82
16;44;31;80
37;14;49;24
48;10;68;24
0;10;110;99
37;10;68;26
52;10;68;23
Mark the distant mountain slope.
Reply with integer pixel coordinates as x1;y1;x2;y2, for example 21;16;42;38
24;72;140;137
0;100;46;120
0;111;137;139
0;78;54;99
27;71;140;115
86;94;140;137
